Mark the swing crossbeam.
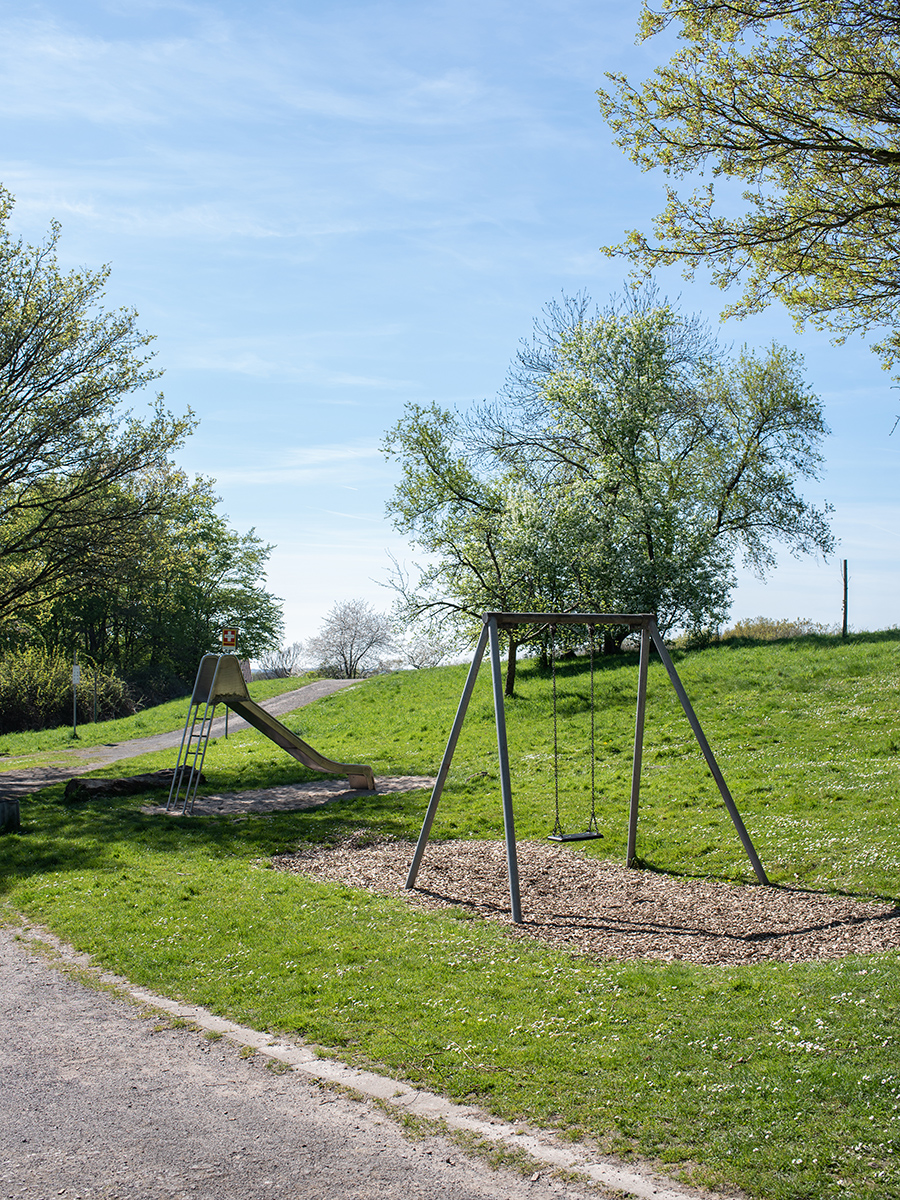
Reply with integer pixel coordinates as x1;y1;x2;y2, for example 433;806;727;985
405;611;768;925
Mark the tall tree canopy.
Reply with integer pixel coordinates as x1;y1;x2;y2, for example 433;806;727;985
40;470;283;689
0;186;194;619
385;290;833;692
597;1;900;368
0;188;284;691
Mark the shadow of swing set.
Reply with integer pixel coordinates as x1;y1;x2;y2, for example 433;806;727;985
405;611;769;924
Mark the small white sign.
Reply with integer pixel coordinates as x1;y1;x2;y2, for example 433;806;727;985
72;665;81;687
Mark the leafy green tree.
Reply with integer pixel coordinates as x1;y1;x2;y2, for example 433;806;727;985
383;406;584;692
0;187;194;624
385;290;833;692
42;470;283;691
597;1;900;368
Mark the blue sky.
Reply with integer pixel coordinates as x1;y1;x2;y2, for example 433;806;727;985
2;0;898;646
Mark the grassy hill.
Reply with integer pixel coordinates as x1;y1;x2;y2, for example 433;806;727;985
2;629;899;1200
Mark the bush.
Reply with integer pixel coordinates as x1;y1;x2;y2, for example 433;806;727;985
721;616;835;641
0;648;138;733
256;642;305;679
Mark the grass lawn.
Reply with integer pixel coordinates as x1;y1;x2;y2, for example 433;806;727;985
2;631;899;1200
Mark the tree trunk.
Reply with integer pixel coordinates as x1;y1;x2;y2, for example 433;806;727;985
504;638;519;697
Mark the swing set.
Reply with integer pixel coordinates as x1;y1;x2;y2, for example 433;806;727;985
405;611;768;923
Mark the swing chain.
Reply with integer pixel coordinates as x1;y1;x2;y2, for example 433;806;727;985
586;625;600;835
550;624;564;838
548;620;602;842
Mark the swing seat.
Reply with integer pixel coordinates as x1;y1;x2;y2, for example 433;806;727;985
548;830;604;842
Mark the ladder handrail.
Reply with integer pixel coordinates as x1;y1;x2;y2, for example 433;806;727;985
166;657;225;813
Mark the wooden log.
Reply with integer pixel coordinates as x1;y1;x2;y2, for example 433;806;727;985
63;768;206;803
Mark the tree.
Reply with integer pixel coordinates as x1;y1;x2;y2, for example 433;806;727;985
257;642;306;679
383;407;585;693
39;469;284;690
395;626;457;670
596;2;900;369
0;187;194;623
306;599;394;678
385;289;833;692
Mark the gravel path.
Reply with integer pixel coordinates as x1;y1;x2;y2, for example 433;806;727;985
0;925;719;1200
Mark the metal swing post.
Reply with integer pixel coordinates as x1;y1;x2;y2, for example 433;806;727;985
405;622;491;890
487;615;522;923
647;620;769;885
626;619;651;867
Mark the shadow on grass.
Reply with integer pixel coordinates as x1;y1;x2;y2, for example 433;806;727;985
1;782;429;896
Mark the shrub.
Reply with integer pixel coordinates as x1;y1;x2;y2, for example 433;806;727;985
0;648;138;733
721;616;835;641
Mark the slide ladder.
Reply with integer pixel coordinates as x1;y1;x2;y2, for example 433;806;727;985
167;656;228;814
167;655;376;815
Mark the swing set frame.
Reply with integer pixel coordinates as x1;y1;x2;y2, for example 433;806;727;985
405;611;768;924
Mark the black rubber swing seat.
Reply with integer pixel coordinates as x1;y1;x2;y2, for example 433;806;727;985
548;830;604;842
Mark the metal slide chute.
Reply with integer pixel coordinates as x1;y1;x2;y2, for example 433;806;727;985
167;654;375;814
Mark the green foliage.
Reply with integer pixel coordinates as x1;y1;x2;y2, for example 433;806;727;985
0;188;283;686
0;188;195;620
0;647;136;733
0;671;313;755
597;1;900;369
2;631;900;1200
38;470;283;690
722;615;836;642
385;289;832;686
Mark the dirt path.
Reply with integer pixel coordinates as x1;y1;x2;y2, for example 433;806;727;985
0;678;362;800
0;924;722;1200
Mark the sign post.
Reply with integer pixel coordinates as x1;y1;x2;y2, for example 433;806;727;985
221;629;238;737
72;651;81;739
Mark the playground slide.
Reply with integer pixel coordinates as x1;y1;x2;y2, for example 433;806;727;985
191;654;375;791
226;696;375;791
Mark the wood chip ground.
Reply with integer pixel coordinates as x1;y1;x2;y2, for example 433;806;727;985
272;837;900;965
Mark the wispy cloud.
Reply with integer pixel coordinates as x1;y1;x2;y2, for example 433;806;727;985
209;442;388;485
0;11;518;131
175;339;411;389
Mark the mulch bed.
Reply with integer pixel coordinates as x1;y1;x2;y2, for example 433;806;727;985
272;837;900;965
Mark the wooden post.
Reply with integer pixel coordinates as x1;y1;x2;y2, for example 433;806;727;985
0;798;20;833
842;559;849;638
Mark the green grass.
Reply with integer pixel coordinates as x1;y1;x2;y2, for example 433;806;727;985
0;673;317;760
2;631;900;1200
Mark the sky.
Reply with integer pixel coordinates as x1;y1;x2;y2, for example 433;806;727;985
1;0;898;648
